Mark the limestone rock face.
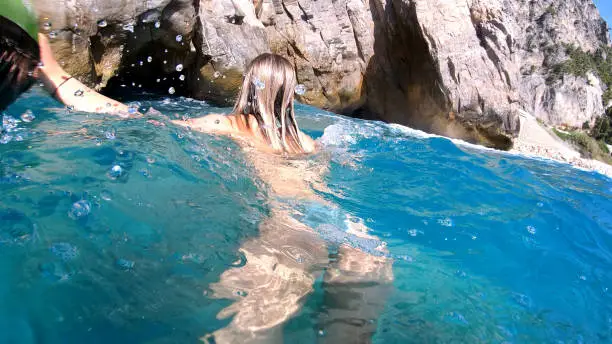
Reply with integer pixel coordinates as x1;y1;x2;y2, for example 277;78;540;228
265;0;374;110
511;0;609;127
31;0;609;148
360;0;521;147
359;0;609;147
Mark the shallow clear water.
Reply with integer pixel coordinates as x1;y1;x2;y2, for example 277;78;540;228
1;87;611;343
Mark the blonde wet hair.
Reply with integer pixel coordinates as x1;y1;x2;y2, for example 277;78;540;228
233;53;306;153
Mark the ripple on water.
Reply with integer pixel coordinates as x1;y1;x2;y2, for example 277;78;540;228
0;209;36;245
116;258;135;270
39;262;74;282
512;292;533;308
438;218;454;227
50;243;79;261
1;92;610;342
444;311;469;326
100;190;112;201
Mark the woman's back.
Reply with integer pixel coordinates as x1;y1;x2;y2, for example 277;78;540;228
175;112;322;200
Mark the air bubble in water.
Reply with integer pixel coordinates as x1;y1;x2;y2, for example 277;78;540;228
175;34;183;42
156;78;160;83
69;200;91;219
20;110;35;123
97;20;108;28
179;74;185;81
100;190;112;201
295;84;306;95
175;64;183;72
2;115;17;131
252;77;265;90
168;87;176;94
105;128;116;140
154;21;161;28
117;258;135;270
43;22;52;31
109;164;123;178
147;56;152;63
74;89;84;97
398;255;414;262
213;71;221;79
0;135;11;144
526;225;536;235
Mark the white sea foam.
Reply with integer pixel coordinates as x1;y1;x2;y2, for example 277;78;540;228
320;120;383;146
317;116;612;178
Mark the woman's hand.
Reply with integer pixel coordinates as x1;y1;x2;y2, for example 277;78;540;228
37;34;135;117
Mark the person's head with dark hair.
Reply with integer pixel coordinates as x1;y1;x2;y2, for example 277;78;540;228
0;0;40;111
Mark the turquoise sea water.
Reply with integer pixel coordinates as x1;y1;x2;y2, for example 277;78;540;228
1;87;612;343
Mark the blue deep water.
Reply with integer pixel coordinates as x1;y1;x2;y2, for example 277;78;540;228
1;87;611;343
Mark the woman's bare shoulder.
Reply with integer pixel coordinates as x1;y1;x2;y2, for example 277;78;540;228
172;114;235;134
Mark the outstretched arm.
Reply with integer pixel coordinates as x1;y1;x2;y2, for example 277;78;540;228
37;34;133;116
172;114;235;134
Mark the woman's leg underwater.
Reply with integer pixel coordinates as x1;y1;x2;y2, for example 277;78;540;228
206;210;329;343
319;244;394;344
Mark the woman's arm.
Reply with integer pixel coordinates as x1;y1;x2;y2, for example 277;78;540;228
172;114;235;134
37;34;133;116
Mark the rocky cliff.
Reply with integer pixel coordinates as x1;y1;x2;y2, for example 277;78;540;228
32;0;610;148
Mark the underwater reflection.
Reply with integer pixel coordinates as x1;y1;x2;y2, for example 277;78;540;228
203;150;394;343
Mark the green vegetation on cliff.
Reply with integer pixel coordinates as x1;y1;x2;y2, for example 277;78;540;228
591;107;612;145
547;44;612;164
549;44;612;104
552;128;612;164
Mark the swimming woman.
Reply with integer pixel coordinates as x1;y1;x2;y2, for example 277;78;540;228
173;53;393;343
3;9;392;336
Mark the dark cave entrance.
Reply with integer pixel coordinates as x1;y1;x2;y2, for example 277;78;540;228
356;0;450;132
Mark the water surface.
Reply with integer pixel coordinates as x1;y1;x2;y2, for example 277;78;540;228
1;88;611;343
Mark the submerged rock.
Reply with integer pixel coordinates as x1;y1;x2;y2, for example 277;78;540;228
32;0;609;148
